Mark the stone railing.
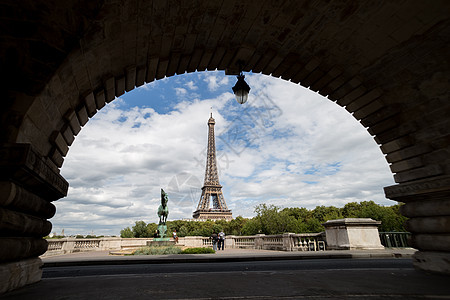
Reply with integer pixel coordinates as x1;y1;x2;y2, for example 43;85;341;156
43;233;327;256
291;233;327;251
234;236;256;248
43;237;145;257
231;233;326;251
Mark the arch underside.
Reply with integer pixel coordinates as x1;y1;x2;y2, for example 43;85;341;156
0;0;449;292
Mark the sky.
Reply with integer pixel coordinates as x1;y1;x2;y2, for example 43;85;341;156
53;71;396;236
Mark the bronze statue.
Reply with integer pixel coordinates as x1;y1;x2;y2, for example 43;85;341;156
157;188;169;239
158;188;169;224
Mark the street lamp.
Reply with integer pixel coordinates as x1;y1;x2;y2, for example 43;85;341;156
232;72;251;104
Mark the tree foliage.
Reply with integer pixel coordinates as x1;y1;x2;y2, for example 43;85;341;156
120;201;407;237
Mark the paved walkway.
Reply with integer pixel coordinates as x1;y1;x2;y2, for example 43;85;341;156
41;247;416;267
5;248;450;299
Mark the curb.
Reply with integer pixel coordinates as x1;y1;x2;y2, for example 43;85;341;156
43;251;413;268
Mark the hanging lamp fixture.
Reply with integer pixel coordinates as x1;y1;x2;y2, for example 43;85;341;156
231;61;251;104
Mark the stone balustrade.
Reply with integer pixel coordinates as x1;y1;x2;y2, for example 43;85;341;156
43;233;328;256
43;219;398;257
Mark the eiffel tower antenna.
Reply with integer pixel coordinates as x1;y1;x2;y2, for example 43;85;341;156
193;113;232;221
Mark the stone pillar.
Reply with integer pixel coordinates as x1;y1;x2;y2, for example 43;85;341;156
282;233;294;251
384;175;450;274
225;235;235;249
0;144;68;293
254;234;265;249
322;218;384;250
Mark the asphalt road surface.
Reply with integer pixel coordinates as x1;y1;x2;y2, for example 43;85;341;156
4;258;450;299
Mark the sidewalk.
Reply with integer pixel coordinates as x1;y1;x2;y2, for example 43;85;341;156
42;247;416;267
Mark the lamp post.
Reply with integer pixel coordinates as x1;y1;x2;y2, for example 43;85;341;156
232;72;251;104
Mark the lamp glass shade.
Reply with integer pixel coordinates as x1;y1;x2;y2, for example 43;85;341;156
234;89;249;104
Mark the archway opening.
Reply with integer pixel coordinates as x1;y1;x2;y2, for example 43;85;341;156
52;71;395;237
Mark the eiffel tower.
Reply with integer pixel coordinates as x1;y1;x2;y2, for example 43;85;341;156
193;113;233;221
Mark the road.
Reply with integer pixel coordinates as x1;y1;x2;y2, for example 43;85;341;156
4;258;450;299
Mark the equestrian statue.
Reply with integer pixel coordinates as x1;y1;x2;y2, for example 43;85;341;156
156;188;169;239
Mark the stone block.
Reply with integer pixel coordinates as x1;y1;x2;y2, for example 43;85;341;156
208;47;226;71
116;76;125;97
389;156;423;173
0;144;68;199
187;48;203;73
146;57;159;83
84;92;97;117
329;76;362;101
167;52;181;76
406;216;450;234
337;85;367;107
323;218;384;250
292;57;320;84
63;109;81;136
400;198;450;218
125;67;136;92
0;237;47;261
380;136;414;154
0;182;56;219
413;251;450;275
386;144;431;163
318;73;345;97
177;55;191;75
105;77;115;103
95;89;106;110
135;66;146;87
0;207;52;237
394;164;443;183
60;124;75;146
300;67;325;88
198;51;213;72
49;147;64;168
360;103;402;129
345;88;382;113
0;257;43;294
76;105;89;127
311;66;342;93
410;234;450;251
367;117;400;136
384;175;450;202
50;131;68;157
156;58;169;79
353;99;384;120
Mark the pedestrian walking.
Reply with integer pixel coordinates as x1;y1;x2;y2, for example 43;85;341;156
218;230;225;250
210;231;218;251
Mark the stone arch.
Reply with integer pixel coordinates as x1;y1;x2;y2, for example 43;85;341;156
1;0;449;293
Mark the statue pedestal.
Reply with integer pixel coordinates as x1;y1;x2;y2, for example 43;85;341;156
147;239;175;247
323;218;384;250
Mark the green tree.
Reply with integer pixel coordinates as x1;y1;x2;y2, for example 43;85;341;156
282;207;310;223
132;220;150;238
146;222;158;236
312;205;342;222
304;218;323;232
226;216;247;235
241;218;261;235
342;202;362;218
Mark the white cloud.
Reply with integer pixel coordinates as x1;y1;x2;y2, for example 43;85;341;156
185;80;198;90
175;87;187;97
55;72;395;236
203;73;230;91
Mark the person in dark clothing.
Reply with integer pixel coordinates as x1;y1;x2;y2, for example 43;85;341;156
210;231;218;251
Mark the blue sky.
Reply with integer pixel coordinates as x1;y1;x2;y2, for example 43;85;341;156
53;71;396;236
